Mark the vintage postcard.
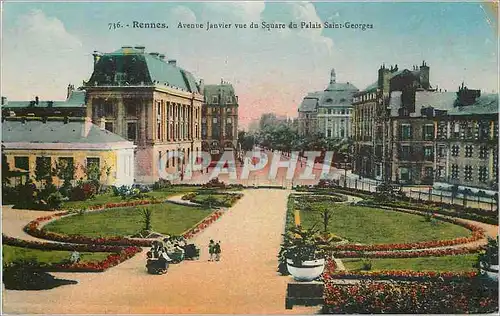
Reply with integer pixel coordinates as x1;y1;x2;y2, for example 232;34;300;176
1;0;499;314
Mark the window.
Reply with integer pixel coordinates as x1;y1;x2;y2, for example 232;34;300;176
105;122;114;132
212;96;218;103
451;145;460;157
102;102;114;117
424;146;433;161
451;164;459;179
479;166;488;183
327;129;332;138
437;146;446;158
400;145;411;160
478;121;490;140
226;96;232;103
87;157;100;169
400;168;410;181
125;101;136;117
127;122;137;141
166;150;169;168
465;145;473;158
341;109;345;115
401;124;411;140
213;117;218;123
423;124;434;141
464;165;473;182
479;146;488;159
453;123;460;138
227;117;232;124
202;117;207;124
14;157;29;171
157;122;161;140
424;167;433;178
35;156;52;179
437;166;445;179
328;109;332;115
57;157;74;180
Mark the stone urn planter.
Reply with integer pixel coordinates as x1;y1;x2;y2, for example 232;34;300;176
480;261;499;282
286;258;326;282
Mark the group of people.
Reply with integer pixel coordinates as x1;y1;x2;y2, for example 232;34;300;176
208;239;222;261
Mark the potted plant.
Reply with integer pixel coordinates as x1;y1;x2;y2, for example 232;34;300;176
280;225;326;282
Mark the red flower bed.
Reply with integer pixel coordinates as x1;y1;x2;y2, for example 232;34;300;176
323;279;498;314
326;210;485;252
332;245;482;259
322;259;477;282
47;246;142;272
181;210;225;239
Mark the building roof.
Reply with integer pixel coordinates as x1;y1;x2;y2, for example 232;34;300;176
2;119;132;145
298;91;322;112
86;47;200;93
2;90;86;109
203;84;237;105
447;94;499;116
319;82;358;108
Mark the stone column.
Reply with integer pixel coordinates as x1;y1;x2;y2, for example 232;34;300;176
116;96;125;138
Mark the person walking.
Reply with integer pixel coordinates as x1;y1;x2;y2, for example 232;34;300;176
214;241;221;262
208;239;215;261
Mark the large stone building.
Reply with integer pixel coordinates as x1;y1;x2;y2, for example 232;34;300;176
434;88;498;194
1;85;86;118
352;62;434;181
202;82;239;161
2;117;135;187
84;46;203;183
298;69;358;138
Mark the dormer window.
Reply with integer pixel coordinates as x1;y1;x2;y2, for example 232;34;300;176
212;96;219;103
326;98;333;103
226;96;232;103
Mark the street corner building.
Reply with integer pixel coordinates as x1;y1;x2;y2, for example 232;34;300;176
351;62;499;193
201;82;239;162
298;69;359;139
84;46;203;183
2;117;135;187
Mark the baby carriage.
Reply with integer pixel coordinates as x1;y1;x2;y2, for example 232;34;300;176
183;244;200;260
146;242;169;274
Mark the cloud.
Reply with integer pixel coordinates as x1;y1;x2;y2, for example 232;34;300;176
3;10;88;100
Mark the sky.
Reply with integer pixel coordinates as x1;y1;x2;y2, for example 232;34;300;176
2;1;498;128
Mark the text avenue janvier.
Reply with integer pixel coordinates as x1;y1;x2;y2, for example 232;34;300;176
177;21;374;31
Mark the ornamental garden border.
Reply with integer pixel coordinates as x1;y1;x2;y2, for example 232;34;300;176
289;193;486;253
3;235;142;272
23;200;227;247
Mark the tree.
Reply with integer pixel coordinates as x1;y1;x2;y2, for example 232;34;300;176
35;156;54;186
1;150;11;188
140;208;153;232
314;204;334;233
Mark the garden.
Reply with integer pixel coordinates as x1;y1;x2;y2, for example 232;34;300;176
181;191;243;207
279;189;498;314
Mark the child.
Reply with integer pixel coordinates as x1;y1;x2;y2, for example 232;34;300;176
208;239;215;261
214;241;221;261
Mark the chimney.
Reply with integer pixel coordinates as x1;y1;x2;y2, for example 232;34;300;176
35;96;39;105
159;54;165;60
168;59;177;66
134;45;145;53
67;83;74;99
419;60;430;90
150;52;160;58
1;96;7;105
92;51;102;66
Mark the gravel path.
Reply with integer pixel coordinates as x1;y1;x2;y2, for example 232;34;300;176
2;189;319;314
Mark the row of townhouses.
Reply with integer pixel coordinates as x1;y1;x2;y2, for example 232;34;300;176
1;46;239;185
298;62;498;194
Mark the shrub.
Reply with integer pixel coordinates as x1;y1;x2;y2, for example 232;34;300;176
203;177;226;189
70;181;98;201
58;179;73;198
152;179;171;190
361;258;372;271
47;192;64;210
38;182;58;203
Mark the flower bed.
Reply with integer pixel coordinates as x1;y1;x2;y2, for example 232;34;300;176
181;209;225;239
322;259;477;281
2;235;132;253
332;246;481;259
323;207;485;252
23;206;226;247
323;279;498;314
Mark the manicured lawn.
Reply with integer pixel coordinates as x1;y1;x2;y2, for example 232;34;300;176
295;200;471;244
44;203;213;237
2;245;111;265
342;255;478;272
62;186;201;209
